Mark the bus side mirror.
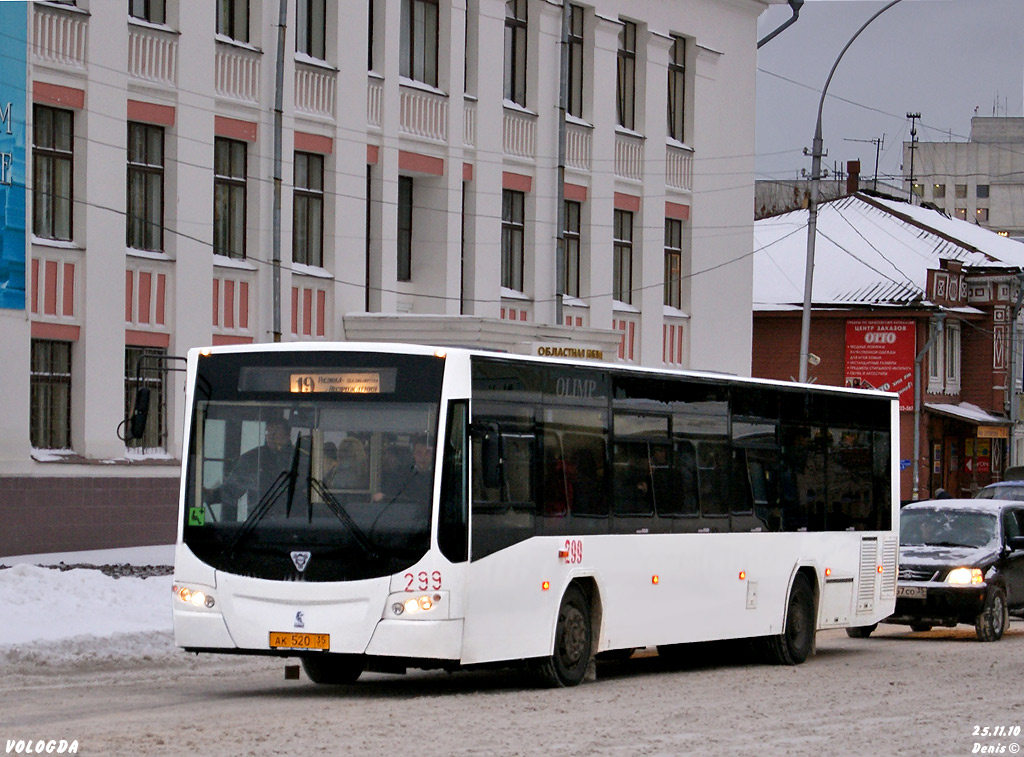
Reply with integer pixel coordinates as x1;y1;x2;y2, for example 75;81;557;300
472;422;503;490
127;387;151;441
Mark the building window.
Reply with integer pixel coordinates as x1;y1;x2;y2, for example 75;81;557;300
296;0;326;60
124;346;167;450
616;20;636;130
397;176;413;282
911;183;923;198
501;189;525;292
977;184;990;199
976;208;990;222
216;0;249;43
563;200;580;298
567;5;584;119
954;207;967;220
955;184;967;198
668;35;686;142
944;321;961;393
130;0;165;24
932;183;945;199
664;218;682;309
613;209;633;304
927;321;943;393
401;0;439;87
504;0;528;106
293;151;324;267
214;137;247;259
32;105;73;242
126;122;164;252
368;0;375;70
30;339;71;450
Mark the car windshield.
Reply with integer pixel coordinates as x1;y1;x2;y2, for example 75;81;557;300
900;508;998;549
976;485;1024;501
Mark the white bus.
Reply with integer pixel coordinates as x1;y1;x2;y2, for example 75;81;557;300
171;342;898;686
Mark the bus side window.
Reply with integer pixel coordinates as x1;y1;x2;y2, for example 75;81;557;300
542;430;570;517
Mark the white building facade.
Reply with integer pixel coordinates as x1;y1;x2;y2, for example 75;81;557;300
0;0;772;555
906;117;1024;239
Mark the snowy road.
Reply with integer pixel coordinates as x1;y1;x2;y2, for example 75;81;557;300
3;624;1024;756
2;553;1023;755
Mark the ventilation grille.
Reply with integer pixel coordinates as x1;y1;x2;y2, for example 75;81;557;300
880;538;898;596
857;537;878;612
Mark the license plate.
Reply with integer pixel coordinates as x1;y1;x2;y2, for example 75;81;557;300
896;585;927;599
269;632;330;651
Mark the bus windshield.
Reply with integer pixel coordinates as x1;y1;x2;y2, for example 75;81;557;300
182;351;444;582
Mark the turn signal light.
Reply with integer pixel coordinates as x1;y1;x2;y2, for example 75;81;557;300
652;575;659;585
738;571;746;581
542;581;550;591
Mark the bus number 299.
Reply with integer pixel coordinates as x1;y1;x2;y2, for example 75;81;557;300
405;570;442;591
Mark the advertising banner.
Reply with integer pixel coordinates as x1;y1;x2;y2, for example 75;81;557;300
0;1;26;310
844;319;916;411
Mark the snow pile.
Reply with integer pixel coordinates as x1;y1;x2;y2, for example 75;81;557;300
0;547;175;665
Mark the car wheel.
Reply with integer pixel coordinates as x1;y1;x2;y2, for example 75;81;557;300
975;586;1008;642
301;653;364;684
845;623;877;639
909;622;933;633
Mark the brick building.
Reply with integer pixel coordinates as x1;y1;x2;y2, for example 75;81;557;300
753;192;1024;501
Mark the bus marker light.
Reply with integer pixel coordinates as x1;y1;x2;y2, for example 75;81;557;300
392;603;405;616
558;550;569;559
738;571;746;581
825;568;831;577
542;581;550;591
651;575;659;585
434;350;447;359
877;565;884;574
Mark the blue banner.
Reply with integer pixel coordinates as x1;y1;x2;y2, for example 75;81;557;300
0;1;26;310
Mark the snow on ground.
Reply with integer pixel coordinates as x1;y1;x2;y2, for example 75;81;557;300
0;545;175;664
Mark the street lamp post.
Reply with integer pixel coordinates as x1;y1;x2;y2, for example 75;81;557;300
798;0;905;383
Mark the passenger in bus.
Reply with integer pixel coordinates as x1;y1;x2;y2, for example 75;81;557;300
328;437;369;490
373;435;433;504
206;417;301;521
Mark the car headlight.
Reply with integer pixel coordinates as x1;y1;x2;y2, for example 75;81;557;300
946;567;984;585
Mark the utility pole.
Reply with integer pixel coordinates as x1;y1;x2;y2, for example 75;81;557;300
906;112;920;205
844;135;884;192
798;0;906;383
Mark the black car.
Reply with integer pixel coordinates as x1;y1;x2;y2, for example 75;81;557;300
883;499;1024;641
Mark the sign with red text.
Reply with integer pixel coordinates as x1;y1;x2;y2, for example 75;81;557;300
845;319;915;411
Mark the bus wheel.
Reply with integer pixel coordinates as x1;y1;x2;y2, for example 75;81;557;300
845;623;877;639
534;584;592;687
301;653;364;684
764;573;815;665
975;586;1008;642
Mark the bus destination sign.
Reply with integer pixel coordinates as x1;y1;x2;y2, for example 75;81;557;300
290;372;381;394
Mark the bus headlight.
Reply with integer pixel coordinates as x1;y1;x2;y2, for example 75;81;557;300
946;567;983;586
173;583;216;608
387;592;446;618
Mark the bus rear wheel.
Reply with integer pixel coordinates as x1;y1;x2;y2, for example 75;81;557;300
763;573;815;665
845;623;877;639
534;584;592;687
301;653;365;684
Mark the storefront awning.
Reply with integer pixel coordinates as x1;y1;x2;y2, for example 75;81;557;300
924;402;1012;434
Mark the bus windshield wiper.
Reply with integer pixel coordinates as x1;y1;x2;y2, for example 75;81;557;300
224;441;304;556
307;477;378;561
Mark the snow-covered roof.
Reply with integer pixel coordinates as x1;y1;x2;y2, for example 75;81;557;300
924;402;1013;426
753;193;1024;309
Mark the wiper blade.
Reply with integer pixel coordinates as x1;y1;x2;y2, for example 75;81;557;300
222;469;293;556
308;477;378;560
